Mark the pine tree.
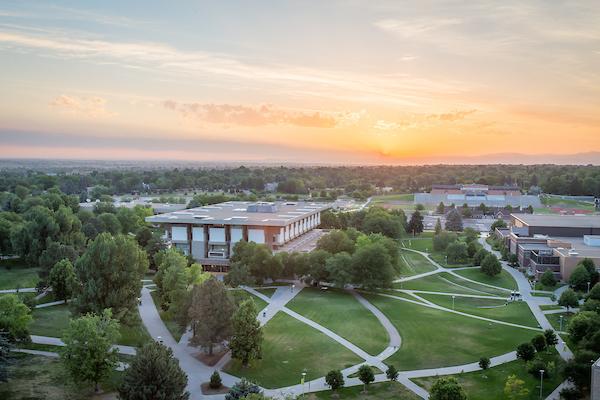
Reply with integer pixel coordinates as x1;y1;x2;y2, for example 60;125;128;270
118;342;189;400
434;218;442;235
229;299;262;367
188;277;235;355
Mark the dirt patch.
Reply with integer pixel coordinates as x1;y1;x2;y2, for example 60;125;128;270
200;383;230;395
195;349;228;366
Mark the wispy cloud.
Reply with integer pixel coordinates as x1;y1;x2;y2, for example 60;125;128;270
374;17;462;38
0;28;471;109
163;101;338;128
49;95;114;117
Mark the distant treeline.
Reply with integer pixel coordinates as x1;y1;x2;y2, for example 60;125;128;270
1;164;600;197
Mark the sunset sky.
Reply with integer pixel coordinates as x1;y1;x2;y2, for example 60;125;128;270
1;1;600;164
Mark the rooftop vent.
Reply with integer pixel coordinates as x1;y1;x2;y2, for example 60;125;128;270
247;202;278;213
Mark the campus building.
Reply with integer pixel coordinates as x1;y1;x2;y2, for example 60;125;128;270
146;201;330;272
414;184;541;208
495;214;600;281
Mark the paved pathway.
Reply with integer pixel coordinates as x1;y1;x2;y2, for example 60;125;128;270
0;287;36;294
478;235;574;361
12;348;129;371
30;334;137;356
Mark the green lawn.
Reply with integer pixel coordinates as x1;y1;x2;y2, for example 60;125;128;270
541;195;595;211
372;193;415;202
30;304;72;337
310;381;420;399
546;312;574;331
453;268;518;290
365;294;536;370
254;287;277;298
540;305;564;311
0;258;40;290
412;350;565;400
287;288;389;355
441;273;510;297
30;303;151;347
224;312;362;388
418;294;539;327
397;273;508;297
401;238;433;252
399;251;438;277
0;352;123;399
230;289;269;311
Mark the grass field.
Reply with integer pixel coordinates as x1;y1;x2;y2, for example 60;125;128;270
0;258;40;290
0;353;123;399
418;294;539;327
546;312;573;331
287;288;389;355
399;251;438;276
372;193;415;202
254;287;277;298
365;294;536;370
397;272;508;297
310;381;420;399
230;289;269;311
541;195;595;211
453;268;518;290
539;305;564;311
29;303;151;347
412;350;565;400
224;312;362;388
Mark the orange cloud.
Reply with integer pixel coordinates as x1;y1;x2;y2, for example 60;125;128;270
49;95;114;117
163;101;337;128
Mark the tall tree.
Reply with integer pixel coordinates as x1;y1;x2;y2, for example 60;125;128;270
188;278;235;355
351;242;394;289
444;209;463;232
0;294;32;341
316;230;355;254
406;210;424;236
49;259;78;303
60;310;120;392
118;341;189;400
434;218;442;235
357;365;375;393
229;299;262;367
74;233;148;321
558;288;579;311
481;253;502;276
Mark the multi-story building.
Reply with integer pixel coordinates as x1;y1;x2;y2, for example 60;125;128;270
495;213;600;281
146;201;330;272
414;184;541;208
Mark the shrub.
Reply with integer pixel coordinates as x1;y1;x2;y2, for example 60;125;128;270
531;334;547;352
540;270;557;288
516;342;536;362
209;371;222;389
479;357;490;370
527;358;550;379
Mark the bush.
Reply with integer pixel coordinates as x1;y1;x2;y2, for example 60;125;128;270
540;270;557;288
481;253;502;276
531;334;547;352
225;379;261;400
479;357;490;370
516;342;536;362
559;387;582;400
569;265;591;292
325;369;344;392
446;242;468;264
473;248;489;266
210;371;222;389
430;377;467;400
527;358;550;379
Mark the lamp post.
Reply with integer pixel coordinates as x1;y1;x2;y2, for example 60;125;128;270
301;372;306;397
559;315;564;331
452;295;456;310
587;281;591;294
539;369;544;399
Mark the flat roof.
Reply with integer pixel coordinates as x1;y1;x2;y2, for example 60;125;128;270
512;213;600;229
146;201;331;227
